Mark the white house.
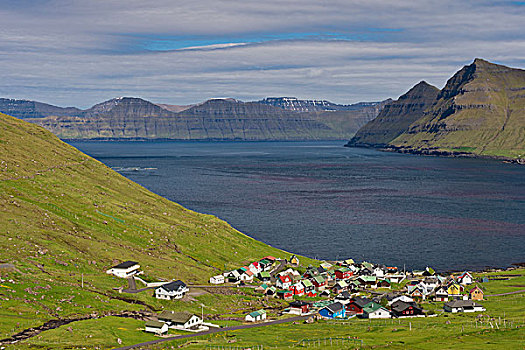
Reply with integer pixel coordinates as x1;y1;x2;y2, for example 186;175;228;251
248;262;262;275
458;272;474;285
158;311;202;329
276;274;292;289
444;300;485;313
362;304;391;319
154;280;188;300
144;320;169;335
245;309;266;322
226;270;241;282
106;261;140;278
209;275;225;284
373;267;385;278
239;269;254;282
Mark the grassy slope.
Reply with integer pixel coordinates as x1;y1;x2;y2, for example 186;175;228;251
0;112;316;344
391;59;525;159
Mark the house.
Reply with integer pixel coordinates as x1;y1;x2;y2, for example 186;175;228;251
258;259;272;271
469;286;484;301
303;267;319;279
239;269;254;282
409;285;427;300
158;311;202;329
343;258;355;266
320;290;331;297
373;267;385;278
319;302;346;319
312;275;327;291
447;282;463;296
155;280;188;300
290;255;300;266
444;300;485;313
245;309;266;322
276;274;293;289
277;289;294;300
335;291;352;303
255;283;269;294
258;271;271;282
263;256;277;263
289;300;310;315
377;278;391;289
144;320;169;335
458;272;474;285
332;280;348;294
106;261;140;278
280;268;301;281
320;262;333;270
301;279;317;297
346;297;372;315
358;276;377;288
362;302;391;319
248;261;262;275
433;286;449;302
209;275;225;284
265;286;277;296
291;282;305;296
226;270;241;282
390;300;424;317
335;267;353;280
423;267;436;276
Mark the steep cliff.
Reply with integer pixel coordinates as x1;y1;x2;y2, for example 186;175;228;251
346;81;440;147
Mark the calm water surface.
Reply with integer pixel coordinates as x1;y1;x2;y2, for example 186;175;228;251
70;141;525;271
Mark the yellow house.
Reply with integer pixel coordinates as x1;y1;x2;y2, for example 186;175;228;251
469;286;484;301
447;283;463;296
290;255;300;266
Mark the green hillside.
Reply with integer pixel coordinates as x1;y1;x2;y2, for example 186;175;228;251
391;59;525;159
0;112;304;346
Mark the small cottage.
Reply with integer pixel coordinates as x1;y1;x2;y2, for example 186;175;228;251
106;261;140;278
289;300;310;315
433;286;449;302
158;311;202;329
276;274;293;289
209;275;224;284
155;280;188;300
335;267;352;280
362;302;391;319
390;300;424;317
346;297;372;315
144;320;168;335
291;282;305;296
319;302;346;319
290;255;300;266
469;286;484;301
458;271;474;285
245;309;266;322
444;300;485;313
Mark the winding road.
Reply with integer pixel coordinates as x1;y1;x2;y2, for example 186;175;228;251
113;315;308;350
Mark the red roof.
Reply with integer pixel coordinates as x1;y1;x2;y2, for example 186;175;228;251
279;275;291;283
264;256;277;261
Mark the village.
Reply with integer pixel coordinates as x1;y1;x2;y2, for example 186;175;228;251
105;254;488;337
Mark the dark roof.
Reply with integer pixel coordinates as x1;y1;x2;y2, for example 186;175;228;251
112;261;138;269
289;300;310;308
391;300;420;313
352;296;372;308
445;300;482;308
325;302;344;313
336;291;352;300
158;311;195;324
159;280;186;292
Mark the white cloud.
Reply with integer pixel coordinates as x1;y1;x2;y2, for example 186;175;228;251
0;0;524;107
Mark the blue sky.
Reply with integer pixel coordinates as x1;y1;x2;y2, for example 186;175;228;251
0;0;524;108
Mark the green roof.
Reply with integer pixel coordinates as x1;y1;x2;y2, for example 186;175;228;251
359;276;377;282
248;309;266;318
259;259;270;265
363;302;383;313
313;275;326;283
260;271;271;278
337;267;351;272
302;280;313;287
145;320;165;328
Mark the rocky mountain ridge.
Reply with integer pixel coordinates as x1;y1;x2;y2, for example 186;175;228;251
347;59;525;160
1;96;388;141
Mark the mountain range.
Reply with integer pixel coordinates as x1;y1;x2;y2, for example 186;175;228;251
347;59;525;160
0;96;388;141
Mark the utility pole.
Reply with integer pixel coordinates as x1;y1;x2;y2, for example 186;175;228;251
81;273;84;289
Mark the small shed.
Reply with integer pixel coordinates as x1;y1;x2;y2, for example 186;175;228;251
209;275;225;284
144;320;168;335
245;309;267;322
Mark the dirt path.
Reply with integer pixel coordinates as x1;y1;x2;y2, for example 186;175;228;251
113;315;308;350
486;289;525;297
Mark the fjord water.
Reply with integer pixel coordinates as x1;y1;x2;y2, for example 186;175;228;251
71;141;525;271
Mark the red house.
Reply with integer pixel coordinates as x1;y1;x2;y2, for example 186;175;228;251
291;282;305;296
335;267;353;280
345;297;372;315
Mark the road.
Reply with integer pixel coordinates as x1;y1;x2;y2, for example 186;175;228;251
487;289;525;297
113;315;308;350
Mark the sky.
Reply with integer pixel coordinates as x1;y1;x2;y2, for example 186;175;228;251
1;0;524;108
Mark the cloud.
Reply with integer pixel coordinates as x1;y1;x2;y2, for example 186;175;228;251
0;0;524;108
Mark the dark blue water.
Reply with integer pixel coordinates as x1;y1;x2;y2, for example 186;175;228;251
70;141;525;271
